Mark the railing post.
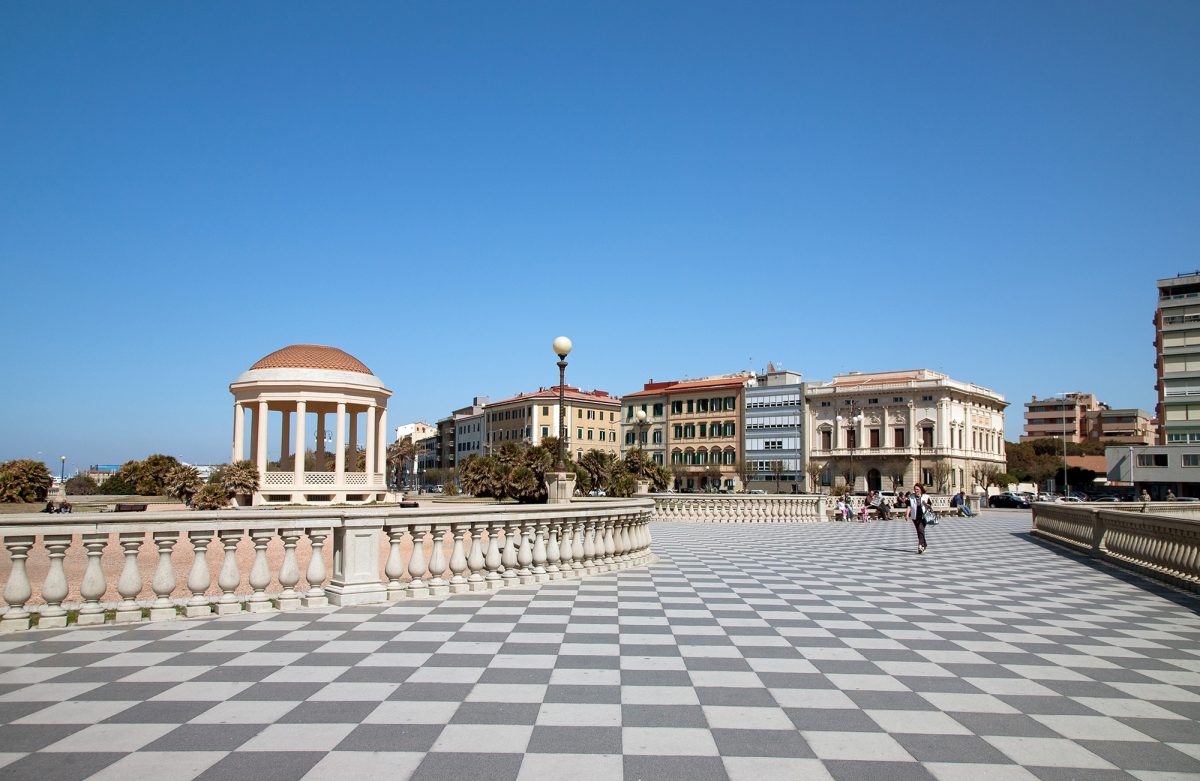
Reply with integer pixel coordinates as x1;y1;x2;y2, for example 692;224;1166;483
215;530;243;615
467;522;487;591
427;524;450;596
78;533;109;626
40;534;72;628
115;531;146;623
448;522;470;594
277;529;303;610
246;528;275;613
328;519;388;605
407;525;430;598
303;528;330;608
150;531;179;621
484;520;504;589
185;530;214;618
0;535;35;633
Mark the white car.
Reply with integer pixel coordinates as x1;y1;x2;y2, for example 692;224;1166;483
1055;496;1083;503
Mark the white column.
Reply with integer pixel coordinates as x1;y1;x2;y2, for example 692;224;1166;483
316;410;327;470
335;402;347;483
348;409;358;469
249;404;259;466
256;400;269;474
281;410;291;466
377;408;388;477
232;402;245;463
365;404;377;483
294;400;307;484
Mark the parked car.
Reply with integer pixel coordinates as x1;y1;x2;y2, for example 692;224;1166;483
989;493;1031;509
748;489;766;495
1055;496;1082;503
1092;496;1122;503
1036;493;1055;502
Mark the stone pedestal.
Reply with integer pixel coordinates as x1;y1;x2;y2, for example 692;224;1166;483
635;480;651;496
326;525;388;605
545;471;577;504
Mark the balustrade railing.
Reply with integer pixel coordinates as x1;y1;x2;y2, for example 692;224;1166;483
651;492;960;522
0;499;654;633
1031;502;1200;592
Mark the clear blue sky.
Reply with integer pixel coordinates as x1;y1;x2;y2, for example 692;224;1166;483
2;1;1198;471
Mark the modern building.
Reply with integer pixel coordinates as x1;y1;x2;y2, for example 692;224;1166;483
806;369;1007;493
393;421;437;487
1021;393;1100;443
1084;407;1154;446
1106;444;1200;500
743;366;804;491
1155;271;1200;445
485;386;622;460
625;372;754;492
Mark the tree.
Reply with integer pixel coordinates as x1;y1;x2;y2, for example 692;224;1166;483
191;483;230;510
165;464;203;505
880;456;910;492
735;455;754;492
805;460;825;494
219;460;260;504
387;437;416;489
704;463;723;491
970;463;1002;493
117;454;181;496
930;461;952;493
770;460;786;493
98;474;137;495
65;474;99;496
0;459;53;503
579;449;615;492
669;462;688;490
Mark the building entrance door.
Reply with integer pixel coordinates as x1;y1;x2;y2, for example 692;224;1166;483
867;469;882;492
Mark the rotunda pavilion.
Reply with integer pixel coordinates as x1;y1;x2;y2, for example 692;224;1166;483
229;345;392;505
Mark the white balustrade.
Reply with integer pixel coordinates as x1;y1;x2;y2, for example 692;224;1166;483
0;498;655;633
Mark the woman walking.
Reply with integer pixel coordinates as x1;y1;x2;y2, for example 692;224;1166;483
908;482;929;554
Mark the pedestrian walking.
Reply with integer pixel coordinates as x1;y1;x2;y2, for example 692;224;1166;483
908;482;929;554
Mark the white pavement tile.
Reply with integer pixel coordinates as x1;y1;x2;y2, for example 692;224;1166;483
430;724;533;753
363;701;461;725
467;683;548;703
866;709;971;735
309;682;399;701
1032;714;1155;742
983;736;1118;769
925;762;1041;780
702;705;794;730
919;692;1019;714
13;699;138;724
189;700;299;724
622;686;701;705
536;703;622;727
802;730;915;761
152;681;255;701
724;757;835;781
302;751;424;780
239;723;357;751
517;753;624;781
42;722;177;753
87;751;225;781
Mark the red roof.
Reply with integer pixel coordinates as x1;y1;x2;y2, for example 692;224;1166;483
624;376;749;398
250;345;373;375
488;385;620;407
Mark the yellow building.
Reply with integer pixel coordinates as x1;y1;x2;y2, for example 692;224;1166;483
484;386;622;460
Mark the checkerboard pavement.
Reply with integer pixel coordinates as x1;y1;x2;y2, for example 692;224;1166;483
2;512;1200;781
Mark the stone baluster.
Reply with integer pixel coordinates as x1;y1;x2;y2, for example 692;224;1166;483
501;521;520;584
77;533;109;626
303;528;330;608
385;526;407;601
428;524;450;596
149;531;179;621
277;529;303;610
39;534;72;628
407;526;430;598
546;521;562;579
467;523;487;591
0;536;35;632
247;529;275;613
448;522;470;594
184;531;214;618
557;519;574;576
611;516;626;567
484;520;504;588
215;530;242;615
517;522;535;584
618;517;632;565
572;519;586;572
583;520;598;574
602;518;617;568
116;532;146;623
532;522;549;582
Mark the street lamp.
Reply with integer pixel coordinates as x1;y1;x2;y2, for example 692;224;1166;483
633;408;650;450
835;407;863;492
553;336;572;471
59;456;66;485
1057;392;1071;497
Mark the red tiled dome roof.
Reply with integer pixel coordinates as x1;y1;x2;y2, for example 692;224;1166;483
250;345;373;375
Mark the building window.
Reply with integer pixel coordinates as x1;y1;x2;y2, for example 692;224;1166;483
725;422;735;437
653;403;663;417
587;429;594;440
687;400;694;413
820;401;831;407
698;399;709;413
653;430;662;444
921;395;934;402
868;398;878;405
922;427;934;447
577;428;583;439
1168;433;1187;443
893;397;904;403
627;405;634;420
1184;455;1200;467
821;429;832;449
542;406;549;416
1137;454;1168;467
699;423;707;438
599;430;606;441
672;401;682;414
894;428;906;447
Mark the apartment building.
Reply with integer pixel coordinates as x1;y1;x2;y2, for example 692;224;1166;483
744;367;804;491
1021;393;1099;443
1085;407;1153;446
1155;272;1200;445
485;386;622;460
624;373;753;492
806;369;1007;493
618;390;668;467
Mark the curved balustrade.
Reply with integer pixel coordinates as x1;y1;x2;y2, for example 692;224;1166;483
1031;503;1200;592
0;499;655;633
651;493;825;522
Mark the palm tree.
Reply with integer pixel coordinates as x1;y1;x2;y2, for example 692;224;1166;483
164;464;203;506
220;460;260;506
579;449;614;492
387;437;416;489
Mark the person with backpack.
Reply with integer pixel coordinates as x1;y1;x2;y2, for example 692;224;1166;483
908;482;930;554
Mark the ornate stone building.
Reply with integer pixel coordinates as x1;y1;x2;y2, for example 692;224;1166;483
805;369;1006;494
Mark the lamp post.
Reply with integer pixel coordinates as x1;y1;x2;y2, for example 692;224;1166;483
553;336;572;471
59;456;66;485
835;406;863;492
1057;392;1070;497
633;408;650;451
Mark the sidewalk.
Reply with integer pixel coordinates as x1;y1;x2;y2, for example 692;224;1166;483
2;513;1198;780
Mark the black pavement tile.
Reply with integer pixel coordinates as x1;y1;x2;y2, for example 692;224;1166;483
623;755;728;781
412;751;522;781
194;751;323;781
0;751;123;781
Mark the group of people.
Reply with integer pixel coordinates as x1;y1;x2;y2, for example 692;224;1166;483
834;485;977;554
